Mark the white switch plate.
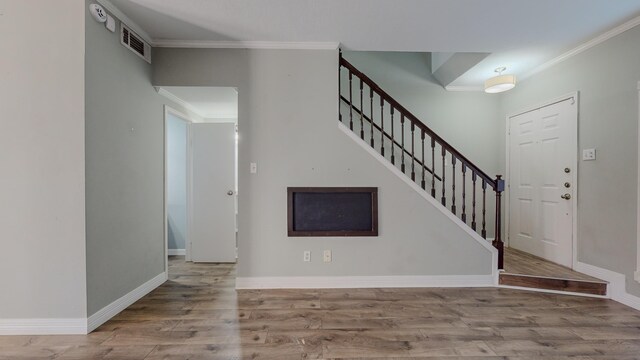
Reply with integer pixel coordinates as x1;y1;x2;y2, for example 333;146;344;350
105;15;116;32
635;270;640;283
250;162;257;173
582;148;596;161
323;250;332;263
303;251;311;262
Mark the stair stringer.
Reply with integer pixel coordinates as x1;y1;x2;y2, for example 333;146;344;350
339;122;499;285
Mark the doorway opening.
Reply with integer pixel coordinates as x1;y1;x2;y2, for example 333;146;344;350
163;86;239;273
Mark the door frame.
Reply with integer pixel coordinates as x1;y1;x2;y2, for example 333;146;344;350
504;91;579;269
163;105;194;274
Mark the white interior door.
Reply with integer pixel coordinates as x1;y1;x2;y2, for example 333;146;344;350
191;123;236;263
508;98;577;268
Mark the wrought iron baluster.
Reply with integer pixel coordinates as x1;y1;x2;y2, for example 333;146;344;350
461;164;467;223
369;88;374;148
380;97;385;156
349;71;353;131
390;108;395;165
482;180;487;239
441;147;446;206
359;79;364;139
338;65;342;124
411;123;415;181
472;172;477;231
451;157;456;215
431;138;436;198
400;115;405;173
421;130;426;189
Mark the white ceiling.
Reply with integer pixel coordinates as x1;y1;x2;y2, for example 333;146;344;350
161;86;238;119
108;0;640;88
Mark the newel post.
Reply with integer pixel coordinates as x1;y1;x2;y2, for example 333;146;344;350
493;175;505;270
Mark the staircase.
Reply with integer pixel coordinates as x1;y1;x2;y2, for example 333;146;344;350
338;53;609;296
338;53;505;269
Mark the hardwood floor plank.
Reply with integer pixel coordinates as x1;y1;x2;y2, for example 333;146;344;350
2;256;640;359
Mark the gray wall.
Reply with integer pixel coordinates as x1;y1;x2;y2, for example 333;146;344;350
0;0;87;319
499;25;640;297
154;48;494;278
167;114;188;250
85;2;193;315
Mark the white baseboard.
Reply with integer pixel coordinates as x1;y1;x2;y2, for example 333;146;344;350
87;271;167;333
168;249;186;256
236;274;494;290
574;261;640;311
0;318;87;335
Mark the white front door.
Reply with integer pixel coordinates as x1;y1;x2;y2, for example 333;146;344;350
191;123;236;263
508;97;577;268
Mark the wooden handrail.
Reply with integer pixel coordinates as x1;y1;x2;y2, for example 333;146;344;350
340;95;442;181
340;56;497;189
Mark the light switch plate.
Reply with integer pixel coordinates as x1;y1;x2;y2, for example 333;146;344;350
635;270;640;283
582;148;596;161
250;162;257;173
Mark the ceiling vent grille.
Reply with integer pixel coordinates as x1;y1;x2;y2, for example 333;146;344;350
121;24;151;63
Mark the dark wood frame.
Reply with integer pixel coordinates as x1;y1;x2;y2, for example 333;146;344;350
287;187;378;237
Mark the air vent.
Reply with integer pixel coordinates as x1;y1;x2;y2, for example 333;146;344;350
120;24;151;63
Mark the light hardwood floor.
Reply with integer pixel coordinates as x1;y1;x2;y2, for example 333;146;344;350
2;256;640;359
503;247;604;282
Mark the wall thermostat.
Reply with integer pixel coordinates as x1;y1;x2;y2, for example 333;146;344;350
89;4;108;23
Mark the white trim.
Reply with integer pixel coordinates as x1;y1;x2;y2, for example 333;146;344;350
158;88;205;121
521;15;640;81
153;40;340;50
236;274;494;290
497;284;609;299
504;92;579;269
574;261;640;311
168;249;186;256
0;319;87;335
87;272;167;333
444;85;484;92
338;122;499;284
95;0;153;44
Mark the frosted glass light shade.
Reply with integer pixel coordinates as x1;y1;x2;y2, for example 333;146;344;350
484;74;516;93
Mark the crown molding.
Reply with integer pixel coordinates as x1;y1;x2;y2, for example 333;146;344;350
153;39;340;50
95;0;153;44
521;14;640;80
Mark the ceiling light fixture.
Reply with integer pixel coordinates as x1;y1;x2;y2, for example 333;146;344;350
484;67;516;93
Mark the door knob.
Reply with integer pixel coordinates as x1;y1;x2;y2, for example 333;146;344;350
227;190;234;196
561;193;571;200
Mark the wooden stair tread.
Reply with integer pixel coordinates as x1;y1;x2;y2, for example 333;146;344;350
499;273;607;296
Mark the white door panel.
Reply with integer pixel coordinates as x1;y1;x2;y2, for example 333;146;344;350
191;123;236;263
509;99;576;267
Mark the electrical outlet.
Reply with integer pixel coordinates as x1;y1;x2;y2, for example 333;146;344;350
582;148;596;161
303;251;311;262
323;250;332;263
